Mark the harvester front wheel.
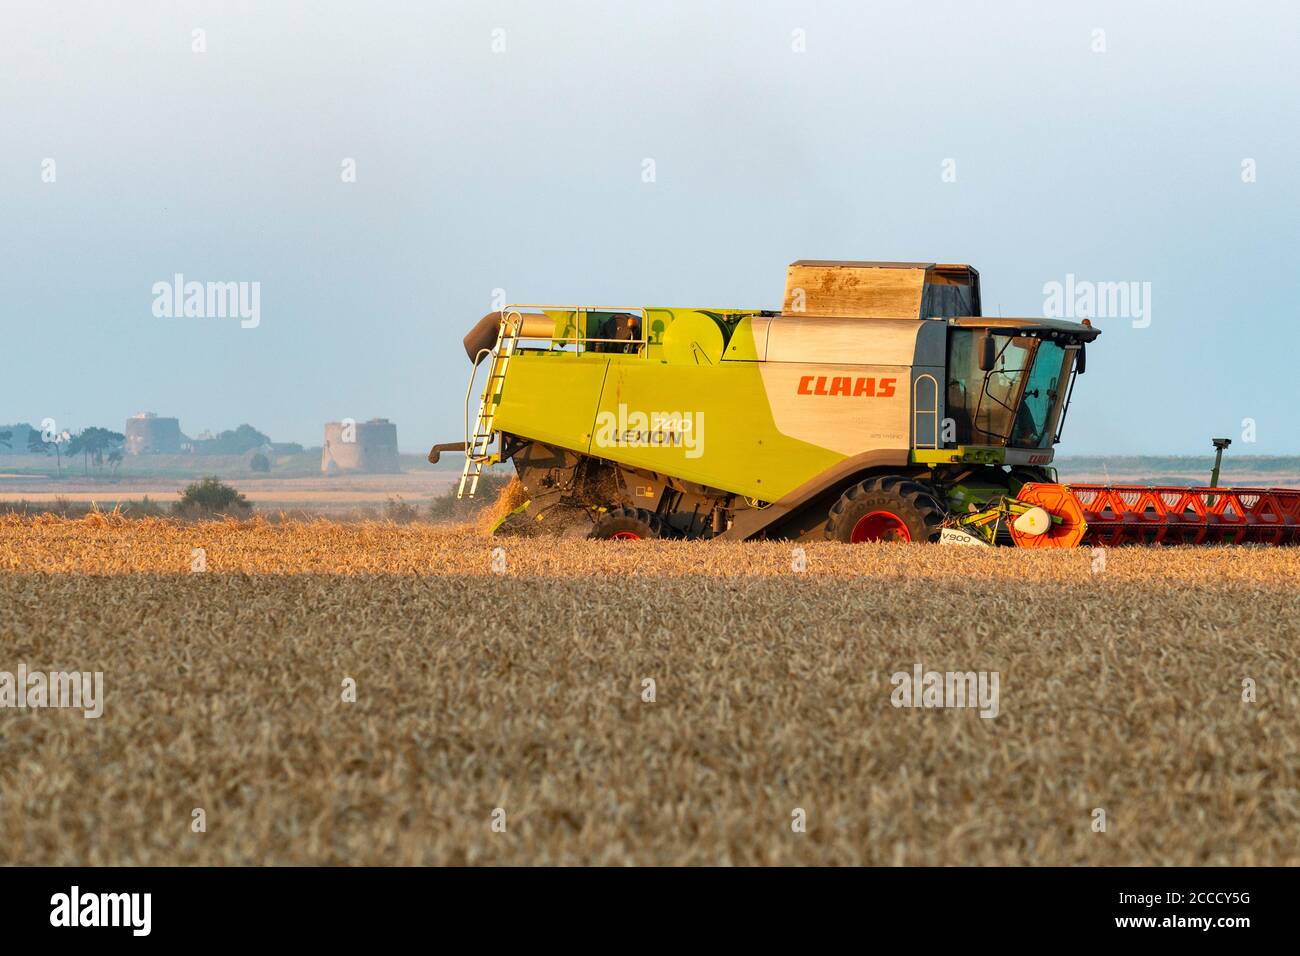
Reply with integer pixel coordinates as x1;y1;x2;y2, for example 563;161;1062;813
825;477;944;544
589;507;668;541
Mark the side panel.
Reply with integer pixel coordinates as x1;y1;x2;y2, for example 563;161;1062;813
758;364;911;455
592;360;843;501
493;351;610;454
912;322;948;449
765;316;923;365
493;316;927;502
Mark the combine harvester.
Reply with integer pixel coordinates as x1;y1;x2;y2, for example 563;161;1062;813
433;261;1300;546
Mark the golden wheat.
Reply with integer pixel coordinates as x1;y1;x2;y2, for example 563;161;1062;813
474;476;530;535
1;514;1297;865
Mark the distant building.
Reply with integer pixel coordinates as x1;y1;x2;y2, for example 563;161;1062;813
125;412;181;455
182;429;211;454
322;418;400;474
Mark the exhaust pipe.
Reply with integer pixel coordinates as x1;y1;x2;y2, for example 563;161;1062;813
462;311;555;362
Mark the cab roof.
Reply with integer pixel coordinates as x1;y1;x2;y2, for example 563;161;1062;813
947;316;1101;341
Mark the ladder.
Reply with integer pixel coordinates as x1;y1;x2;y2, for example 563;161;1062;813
458;312;520;498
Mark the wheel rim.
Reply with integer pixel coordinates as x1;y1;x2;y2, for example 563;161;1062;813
610;530;642;540
850;510;911;543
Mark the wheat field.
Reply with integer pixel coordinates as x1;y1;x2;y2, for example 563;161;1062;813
1;513;1298;865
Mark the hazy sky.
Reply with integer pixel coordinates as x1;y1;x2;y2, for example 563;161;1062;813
3;1;1297;455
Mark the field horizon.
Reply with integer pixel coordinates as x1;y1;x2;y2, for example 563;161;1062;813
2;454;1299;520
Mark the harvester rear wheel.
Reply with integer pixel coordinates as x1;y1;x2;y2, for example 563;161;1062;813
825;477;945;544
589;507;668;541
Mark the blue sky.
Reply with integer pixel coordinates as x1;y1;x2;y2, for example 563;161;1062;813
2;0;1297;454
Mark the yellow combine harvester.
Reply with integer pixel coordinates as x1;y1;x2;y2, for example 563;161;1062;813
433;261;1300;546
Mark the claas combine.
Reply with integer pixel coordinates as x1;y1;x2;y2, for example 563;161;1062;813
433;260;1300;545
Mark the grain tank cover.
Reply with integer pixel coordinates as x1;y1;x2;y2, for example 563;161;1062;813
782;260;981;319
764;316;926;365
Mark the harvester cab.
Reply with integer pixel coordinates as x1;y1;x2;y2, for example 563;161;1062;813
437;260;1300;546
945;317;1093;452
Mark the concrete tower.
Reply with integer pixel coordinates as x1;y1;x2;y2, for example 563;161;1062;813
125;412;182;455
321;418;401;474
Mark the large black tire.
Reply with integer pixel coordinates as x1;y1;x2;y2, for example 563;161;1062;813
588;507;668;541
824;476;945;544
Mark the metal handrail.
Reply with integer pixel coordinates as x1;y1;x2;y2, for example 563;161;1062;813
500;303;763;352
504;304;651;352
463;346;493;463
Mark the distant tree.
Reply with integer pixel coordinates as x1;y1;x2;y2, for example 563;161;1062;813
28;428;67;477
64;427;126;476
204;424;272;455
0;423;40;452
175;477;251;517
107;448;124;477
249;451;271;473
